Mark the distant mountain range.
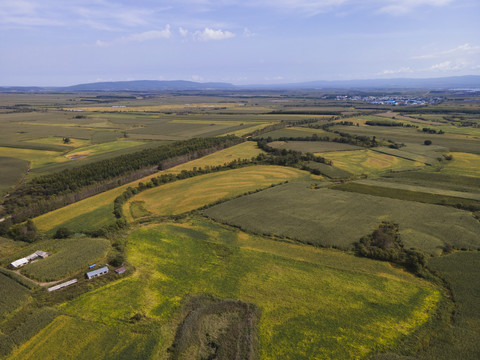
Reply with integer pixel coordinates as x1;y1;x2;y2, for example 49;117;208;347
1;75;480;92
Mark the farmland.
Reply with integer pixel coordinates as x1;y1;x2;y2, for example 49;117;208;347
0;157;29;195
13;219;440;360
204;182;480;255
124;165;315;221
19;237;110;282
315;149;425;175
1;90;480;359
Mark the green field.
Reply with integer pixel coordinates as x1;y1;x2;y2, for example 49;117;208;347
204;182;480;255
331;125;480;154
316;149;424;175
268;140;362;153
0;156;29;194
7;219;440;359
0;147;66;169
0;273;30;320
2;236;110;282
423;252;480;359
124;165;315;221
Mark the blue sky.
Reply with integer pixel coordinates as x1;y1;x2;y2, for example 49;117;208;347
1;0;479;86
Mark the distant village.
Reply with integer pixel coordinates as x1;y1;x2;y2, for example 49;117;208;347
335;95;444;106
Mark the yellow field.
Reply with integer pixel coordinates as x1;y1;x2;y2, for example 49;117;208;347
65;140;145;160
165;141;264;173
125;165;315;221
316;149;424;175
441;152;480;177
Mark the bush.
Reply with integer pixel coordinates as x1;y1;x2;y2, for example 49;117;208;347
53;227;72;239
424;140;432;145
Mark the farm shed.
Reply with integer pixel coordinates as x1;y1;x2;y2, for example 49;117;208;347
35;250;50;258
115;266;126;274
48;279;78;292
10;258;29;268
86;266;109;279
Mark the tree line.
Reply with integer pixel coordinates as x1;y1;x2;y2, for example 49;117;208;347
3;136;242;223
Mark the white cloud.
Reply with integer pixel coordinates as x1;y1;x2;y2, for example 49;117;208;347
243;28;256;37
430;61;463;71
378;0;454;15
414;43;480;60
96;26;171;47
380;66;413;75
179;27;188;37
194;27;235;41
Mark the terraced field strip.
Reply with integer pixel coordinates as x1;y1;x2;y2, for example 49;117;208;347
353;179;480;201
26;219;442;360
164;141;264;173
65;140;145;160
316;149;424;175
370;147;433;165
269;140;363;153
204;182;480;255
124;165;314;221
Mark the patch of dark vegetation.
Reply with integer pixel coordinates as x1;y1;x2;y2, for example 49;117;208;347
354;222;427;276
168;295;259;360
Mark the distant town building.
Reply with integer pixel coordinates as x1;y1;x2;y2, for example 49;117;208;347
86;266;109;279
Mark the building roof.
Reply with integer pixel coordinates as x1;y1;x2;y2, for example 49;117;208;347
48;279;78;292
35;250;50;258
115;266;126;274
10;258;29;268
86;266;109;279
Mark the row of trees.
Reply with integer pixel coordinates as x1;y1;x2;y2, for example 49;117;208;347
4;136;242;223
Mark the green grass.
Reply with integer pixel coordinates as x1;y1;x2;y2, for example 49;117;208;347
124;165;314;221
316;149;425;175
29;219;442;360
268;140;362;153
204;182;480;255
18;237;110;282
0;273;30;320
0;307;58;358
422;252;480;359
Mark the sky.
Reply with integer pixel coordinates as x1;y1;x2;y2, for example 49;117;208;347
0;0;479;86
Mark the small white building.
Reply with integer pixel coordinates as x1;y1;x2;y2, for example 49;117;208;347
10;258;29;268
86;266;109;280
48;279;78;292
